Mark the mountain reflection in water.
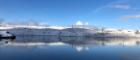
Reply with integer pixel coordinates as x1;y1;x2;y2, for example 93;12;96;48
1;36;140;47
0;36;140;60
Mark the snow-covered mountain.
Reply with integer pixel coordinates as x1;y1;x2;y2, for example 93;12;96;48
0;24;140;37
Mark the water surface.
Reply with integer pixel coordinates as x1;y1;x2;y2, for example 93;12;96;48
0;36;140;60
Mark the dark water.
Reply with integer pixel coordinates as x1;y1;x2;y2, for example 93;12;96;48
0;36;140;60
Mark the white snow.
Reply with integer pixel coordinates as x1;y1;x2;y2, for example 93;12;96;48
0;31;13;37
46;26;66;30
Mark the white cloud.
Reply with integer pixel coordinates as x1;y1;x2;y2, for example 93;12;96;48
93;4;130;13
76;21;83;25
93;0;132;13
121;14;140;20
110;4;130;9
75;21;89;26
93;6;109;13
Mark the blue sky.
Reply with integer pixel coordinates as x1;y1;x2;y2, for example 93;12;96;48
0;0;140;29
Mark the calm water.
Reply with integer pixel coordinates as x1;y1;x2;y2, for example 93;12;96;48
0;36;140;60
